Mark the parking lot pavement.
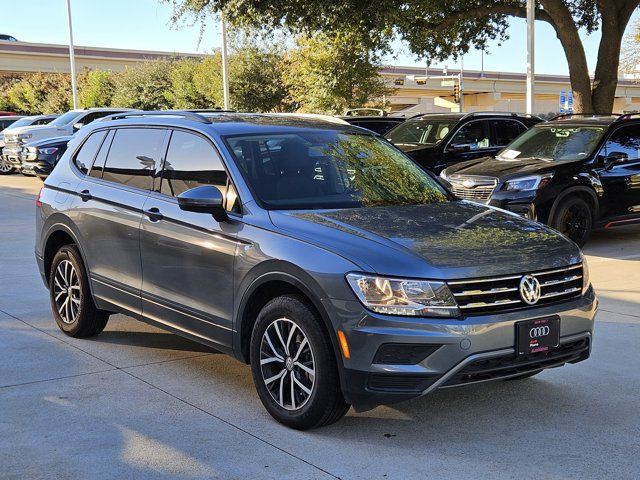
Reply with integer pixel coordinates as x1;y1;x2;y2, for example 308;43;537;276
1;176;639;480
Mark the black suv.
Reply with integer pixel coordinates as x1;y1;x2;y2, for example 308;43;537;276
441;114;640;246
386;112;542;173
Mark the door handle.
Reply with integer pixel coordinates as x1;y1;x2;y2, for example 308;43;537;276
144;207;163;222
79;189;92;202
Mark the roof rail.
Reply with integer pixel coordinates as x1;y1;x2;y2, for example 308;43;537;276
184;109;236;113
549;112;621;121
613;112;640;122
101;110;211;124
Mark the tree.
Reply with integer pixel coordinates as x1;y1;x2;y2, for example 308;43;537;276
78;69;116;108
111;59;175;109
285;33;389;114
7;72;71;113
162;0;640;114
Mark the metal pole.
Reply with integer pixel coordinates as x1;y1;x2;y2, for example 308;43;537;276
220;12;230;110
65;0;78;109
526;0;535;114
459;56;464;113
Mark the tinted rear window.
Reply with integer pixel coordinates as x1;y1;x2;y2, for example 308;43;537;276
74;130;107;174
101;128;167;190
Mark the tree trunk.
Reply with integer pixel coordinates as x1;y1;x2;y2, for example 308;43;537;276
592;2;636;114
540;0;594;113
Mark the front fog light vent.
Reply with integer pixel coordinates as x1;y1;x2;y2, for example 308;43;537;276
373;343;441;365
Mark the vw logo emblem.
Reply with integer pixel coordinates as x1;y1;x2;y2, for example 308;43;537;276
519;275;541;305
462;179;476;188
529;326;550;338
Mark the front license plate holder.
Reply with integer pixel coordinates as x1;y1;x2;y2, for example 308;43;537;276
516;316;560;356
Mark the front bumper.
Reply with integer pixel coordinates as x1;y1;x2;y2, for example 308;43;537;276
2;146;23;167
329;286;597;410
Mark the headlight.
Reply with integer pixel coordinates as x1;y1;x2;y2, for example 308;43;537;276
39;147;59;155
502;173;553;192
582;258;590;295
439;169;448;180
346;273;460;318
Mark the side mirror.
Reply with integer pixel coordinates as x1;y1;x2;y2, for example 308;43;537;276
72;122;84;131
604;151;628;169
177;185;228;222
447;143;472;153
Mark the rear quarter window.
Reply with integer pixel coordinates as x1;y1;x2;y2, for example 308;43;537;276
73;130;108;174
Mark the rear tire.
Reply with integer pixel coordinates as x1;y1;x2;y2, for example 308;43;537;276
49;245;109;338
250;295;349;430
551;196;593;247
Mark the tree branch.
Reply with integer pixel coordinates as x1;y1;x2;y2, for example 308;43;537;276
424;5;556;33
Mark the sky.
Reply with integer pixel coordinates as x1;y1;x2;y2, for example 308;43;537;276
2;0;639;75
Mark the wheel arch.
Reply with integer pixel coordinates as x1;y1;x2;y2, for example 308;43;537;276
548;185;599;225
233;262;343;370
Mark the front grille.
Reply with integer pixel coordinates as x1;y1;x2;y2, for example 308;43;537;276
449;175;497;202
443;337;590;387
448;264;583;315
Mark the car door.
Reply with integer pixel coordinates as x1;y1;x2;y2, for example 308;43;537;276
442;119;494;169
596;124;640;219
139;129;241;349
75;127;168;315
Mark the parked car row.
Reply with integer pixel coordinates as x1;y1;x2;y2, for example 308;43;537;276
0;108;132;176
4;106;640;247
36;110;596;430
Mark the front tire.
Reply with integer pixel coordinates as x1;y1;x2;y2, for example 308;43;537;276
49;245;110;338
551;196;593;247
0;157;15;175
250;295;349;430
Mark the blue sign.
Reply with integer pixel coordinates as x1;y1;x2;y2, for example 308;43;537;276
560;90;566;113
567;90;574;113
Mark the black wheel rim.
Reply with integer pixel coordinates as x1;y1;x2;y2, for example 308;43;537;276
561;204;589;242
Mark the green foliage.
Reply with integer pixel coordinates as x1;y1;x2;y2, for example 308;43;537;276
78;70;115;108
167;57;216;108
6;73;71;114
285;33;389;114
111;59;175;109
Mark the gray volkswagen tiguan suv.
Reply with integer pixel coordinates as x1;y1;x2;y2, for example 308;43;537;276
36;111;597;430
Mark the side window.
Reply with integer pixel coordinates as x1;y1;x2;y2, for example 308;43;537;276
601;125;640;162
102;128;166;190
160;130;239;212
491;120;526;147
34;118;50;126
450;121;491;150
89;130;115;178
79;111;107;125
73;130;107;174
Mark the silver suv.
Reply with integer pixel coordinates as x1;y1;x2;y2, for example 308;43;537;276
36;111;597;429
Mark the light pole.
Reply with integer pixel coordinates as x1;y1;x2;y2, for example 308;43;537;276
459;56;464;113
526;0;535;114
65;0;78;109
220;12;230;110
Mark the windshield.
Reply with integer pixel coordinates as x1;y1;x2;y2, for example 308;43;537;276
10;117;46;128
225;132;449;210
386;118;458;146
497;125;606;162
49;111;83;127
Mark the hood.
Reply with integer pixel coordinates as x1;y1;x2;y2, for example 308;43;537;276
3;124;71;142
445;156;559;180
269;202;581;279
26;135;73;148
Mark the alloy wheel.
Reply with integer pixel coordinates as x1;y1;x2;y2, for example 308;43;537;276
0;158;13;173
53;259;81;324
260;318;316;411
561;204;589;241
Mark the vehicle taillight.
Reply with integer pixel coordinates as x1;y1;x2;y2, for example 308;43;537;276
36;187;43;208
